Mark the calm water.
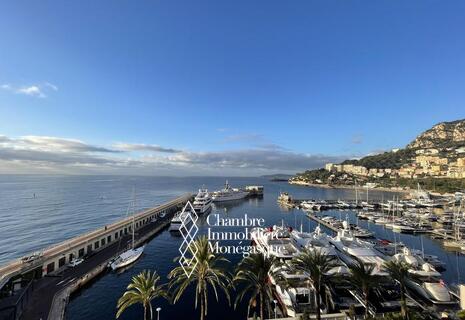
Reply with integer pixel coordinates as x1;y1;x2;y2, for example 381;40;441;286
0;175;463;319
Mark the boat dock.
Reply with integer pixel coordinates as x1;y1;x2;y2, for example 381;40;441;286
0;193;192;320
306;213;340;233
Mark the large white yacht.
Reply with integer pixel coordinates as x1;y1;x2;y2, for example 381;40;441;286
391;247;456;304
291;225;350;277
269;264;314;317
250;222;300;260
169;210;191;232
211;181;249;202
193;188;212;214
330;222;388;276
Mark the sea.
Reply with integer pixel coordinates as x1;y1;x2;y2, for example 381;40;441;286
0;175;463;320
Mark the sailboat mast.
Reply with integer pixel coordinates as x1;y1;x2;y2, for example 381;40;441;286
132;187;136;249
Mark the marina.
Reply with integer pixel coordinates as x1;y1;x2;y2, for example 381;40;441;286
1;176;464;320
0;192;192;320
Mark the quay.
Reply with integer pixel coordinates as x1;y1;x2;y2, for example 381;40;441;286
306;213;340;233
0;193;192;320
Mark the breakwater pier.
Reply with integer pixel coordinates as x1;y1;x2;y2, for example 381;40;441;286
0;193;192;320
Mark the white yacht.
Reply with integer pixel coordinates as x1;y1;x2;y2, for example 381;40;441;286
211;181;249;202
269;263;314;317
169;201;196;232
406;277;457;305
193;188;212;214
300;200;321;211
392;223;415;234
330;222;388;276
390;247;456;304
392;247;441;278
291;225;350;277
168;211;186;232
110;191;145;270
250;222;300;260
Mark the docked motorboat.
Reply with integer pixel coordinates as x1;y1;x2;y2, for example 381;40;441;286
192;188;212;214
392;247;441;277
292;225;350;277
406;276;457;305
361;201;375;210
250;222;300;260
330;222;388;276
374;217;390;225
270;264;315;317
392;223;415;234
168;211;187;232
409;249;446;271
301;200;322;211
169;202;197;235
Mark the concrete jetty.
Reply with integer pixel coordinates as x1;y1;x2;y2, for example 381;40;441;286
0;193;192;320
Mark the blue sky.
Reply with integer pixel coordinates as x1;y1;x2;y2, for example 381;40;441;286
0;0;464;175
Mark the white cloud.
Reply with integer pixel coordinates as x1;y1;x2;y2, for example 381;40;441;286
44;82;58;91
113;143;182;153
1;82;58;98
0;134;349;175
17;86;46;98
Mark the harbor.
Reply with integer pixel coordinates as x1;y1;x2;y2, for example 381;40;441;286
1;176;465;320
0;193;192;320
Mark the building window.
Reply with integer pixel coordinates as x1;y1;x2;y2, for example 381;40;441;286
107;235;111;243
115;232;118;239
94;241;100;249
101;238;106;246
78;248;85;257
87;245;92;254
58;257;66;268
47;262;55;273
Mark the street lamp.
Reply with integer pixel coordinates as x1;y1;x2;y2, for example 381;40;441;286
273;300;277;319
156;307;161;320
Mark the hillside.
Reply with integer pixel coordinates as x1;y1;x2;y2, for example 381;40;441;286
342;148;416;169
290;119;465;193
407;119;465;149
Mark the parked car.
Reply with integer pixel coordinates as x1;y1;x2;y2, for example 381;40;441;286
69;258;84;267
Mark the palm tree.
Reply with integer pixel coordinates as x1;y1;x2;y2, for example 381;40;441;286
168;236;231;320
116;270;168;320
348;260;380;318
384;260;411;319
233;253;281;320
291;248;335;320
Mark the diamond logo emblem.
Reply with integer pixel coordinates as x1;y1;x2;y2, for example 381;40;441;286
178;201;199;278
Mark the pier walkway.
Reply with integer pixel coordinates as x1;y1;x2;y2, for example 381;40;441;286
306;213;340;233
0;193;192;320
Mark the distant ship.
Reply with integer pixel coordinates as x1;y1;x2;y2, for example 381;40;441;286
193;188;212;214
211;181;249;202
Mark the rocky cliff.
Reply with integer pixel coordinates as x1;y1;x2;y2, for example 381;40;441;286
407;119;465;149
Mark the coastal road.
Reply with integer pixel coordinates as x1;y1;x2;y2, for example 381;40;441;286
21;213;175;320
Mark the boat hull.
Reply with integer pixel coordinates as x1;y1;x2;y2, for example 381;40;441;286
111;246;145;270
